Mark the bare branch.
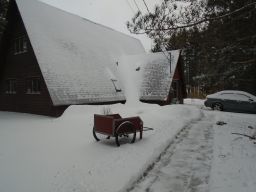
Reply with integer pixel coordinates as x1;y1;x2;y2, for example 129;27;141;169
132;1;256;34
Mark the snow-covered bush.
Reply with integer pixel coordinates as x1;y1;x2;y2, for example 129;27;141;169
101;106;112;115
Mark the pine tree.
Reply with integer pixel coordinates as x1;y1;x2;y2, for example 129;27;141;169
127;0;256;95
0;0;9;39
201;0;256;93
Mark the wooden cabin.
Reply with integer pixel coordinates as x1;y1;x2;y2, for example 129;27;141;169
0;0;145;116
119;51;186;105
140;51;186;105
0;0;186;117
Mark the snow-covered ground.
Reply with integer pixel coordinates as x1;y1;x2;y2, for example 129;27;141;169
129;109;256;192
210;111;256;192
0;103;201;192
184;98;205;106
130;112;214;192
0;100;256;192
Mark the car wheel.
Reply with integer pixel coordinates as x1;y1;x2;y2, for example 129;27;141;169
212;103;223;111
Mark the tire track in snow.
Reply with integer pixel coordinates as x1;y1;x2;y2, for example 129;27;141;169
126;113;214;192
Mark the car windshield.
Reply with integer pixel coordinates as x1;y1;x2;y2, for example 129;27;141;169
217;93;251;101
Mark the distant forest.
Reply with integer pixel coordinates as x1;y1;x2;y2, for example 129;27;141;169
127;0;256;96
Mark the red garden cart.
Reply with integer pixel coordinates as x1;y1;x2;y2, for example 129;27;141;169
93;114;143;146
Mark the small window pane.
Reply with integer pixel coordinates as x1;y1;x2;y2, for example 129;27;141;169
5;79;17;94
172;81;178;98
111;79;122;92
26;78;41;94
23;40;28;51
220;93;249;101
14;36;28;55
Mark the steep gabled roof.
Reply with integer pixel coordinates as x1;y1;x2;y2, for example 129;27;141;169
140;50;180;101
118;50;181;103
15;0;145;106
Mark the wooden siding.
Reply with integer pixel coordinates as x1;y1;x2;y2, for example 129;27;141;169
171;57;186;104
0;2;67;117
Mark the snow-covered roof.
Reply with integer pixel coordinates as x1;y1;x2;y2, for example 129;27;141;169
118;50;180;103
15;0;145;106
141;50;180;101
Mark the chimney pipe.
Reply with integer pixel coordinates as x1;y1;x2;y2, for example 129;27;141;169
170;52;172;74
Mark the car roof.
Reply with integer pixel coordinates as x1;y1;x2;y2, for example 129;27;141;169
215;90;256;99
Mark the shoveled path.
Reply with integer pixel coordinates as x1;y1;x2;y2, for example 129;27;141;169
127;113;214;192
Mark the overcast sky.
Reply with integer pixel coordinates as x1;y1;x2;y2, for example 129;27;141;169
40;0;162;51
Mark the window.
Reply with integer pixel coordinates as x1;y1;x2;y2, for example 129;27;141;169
14;36;28;54
111;79;122;92
105;68;122;92
5;79;17;94
172;81;179;98
220;93;250;101
26;78;41;94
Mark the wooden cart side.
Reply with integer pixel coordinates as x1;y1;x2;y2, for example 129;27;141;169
94;114;114;136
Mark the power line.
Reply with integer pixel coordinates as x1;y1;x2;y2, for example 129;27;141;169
125;0;136;14
133;0;142;12
142;0;150;13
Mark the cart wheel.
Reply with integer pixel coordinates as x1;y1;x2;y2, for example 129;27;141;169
93;127;111;141
115;121;136;147
93;126;100;141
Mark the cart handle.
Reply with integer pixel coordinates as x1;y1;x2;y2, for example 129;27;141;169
143;127;154;131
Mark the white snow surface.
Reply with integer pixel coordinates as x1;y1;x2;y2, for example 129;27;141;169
16;0;145;106
209;111;256;192
184;98;206;106
0;103;201;192
1;101;256;192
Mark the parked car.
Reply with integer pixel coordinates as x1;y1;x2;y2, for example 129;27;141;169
204;90;256;113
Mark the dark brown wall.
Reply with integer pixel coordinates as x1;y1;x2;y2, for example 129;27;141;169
0;3;67;117
171;57;186;104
